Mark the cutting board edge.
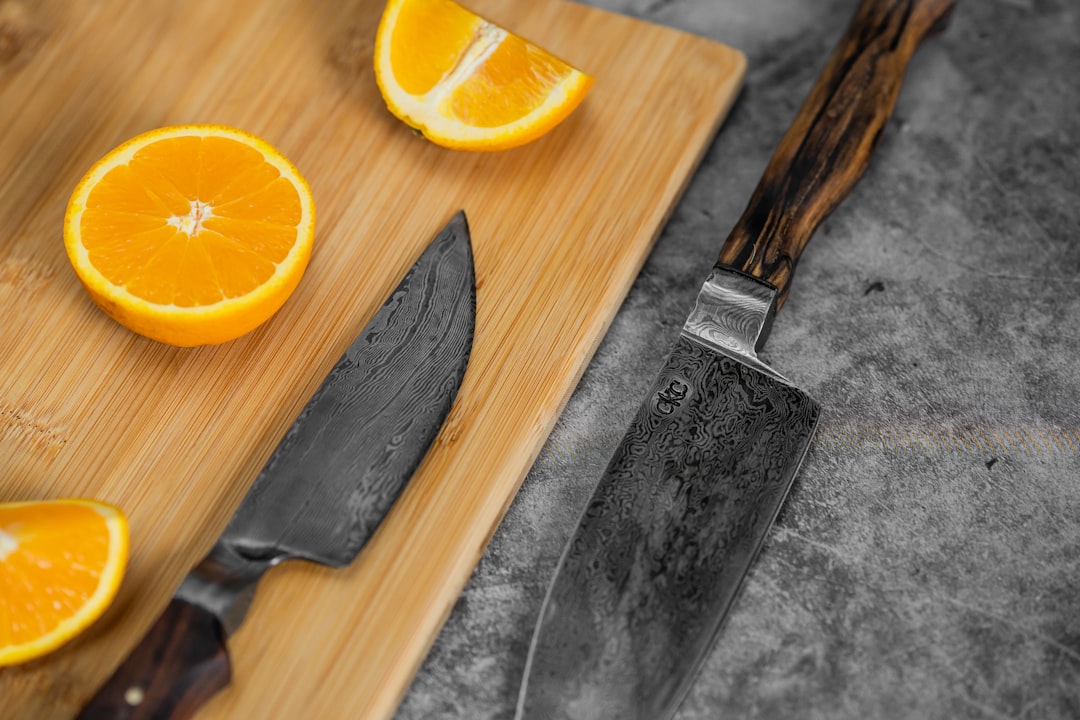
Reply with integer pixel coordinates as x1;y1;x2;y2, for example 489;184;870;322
0;0;752;715
369;35;749;720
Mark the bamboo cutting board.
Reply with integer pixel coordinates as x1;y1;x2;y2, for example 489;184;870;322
0;0;744;716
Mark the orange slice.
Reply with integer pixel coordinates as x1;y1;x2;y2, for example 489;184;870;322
0;499;129;666
374;0;594;151
64;124;316;347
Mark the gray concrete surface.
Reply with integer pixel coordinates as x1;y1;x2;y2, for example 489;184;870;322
398;1;1080;718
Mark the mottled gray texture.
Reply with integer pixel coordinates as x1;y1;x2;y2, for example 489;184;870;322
398;0;1080;718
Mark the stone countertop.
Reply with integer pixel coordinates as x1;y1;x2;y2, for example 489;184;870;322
399;1;1080;718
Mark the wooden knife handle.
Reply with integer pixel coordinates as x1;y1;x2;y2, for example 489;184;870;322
717;0;955;309
77;599;231;720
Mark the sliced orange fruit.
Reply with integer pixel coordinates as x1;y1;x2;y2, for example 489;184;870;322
64;124;316;347
374;0;594;151
0;499;129;666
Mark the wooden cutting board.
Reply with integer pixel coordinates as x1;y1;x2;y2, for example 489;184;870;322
0;0;744;716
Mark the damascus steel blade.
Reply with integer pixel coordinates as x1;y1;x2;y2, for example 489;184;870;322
516;0;954;710
177;212;474;632
517;266;820;720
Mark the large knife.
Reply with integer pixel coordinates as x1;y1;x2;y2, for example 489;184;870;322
78;212;475;719
516;1;954;718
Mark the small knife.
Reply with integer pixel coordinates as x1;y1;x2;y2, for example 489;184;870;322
79;211;475;719
516;1;954;718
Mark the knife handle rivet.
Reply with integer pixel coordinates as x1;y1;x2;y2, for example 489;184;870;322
123;687;145;707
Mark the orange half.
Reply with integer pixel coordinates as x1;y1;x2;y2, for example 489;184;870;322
374;0;594;151
64;124;316;347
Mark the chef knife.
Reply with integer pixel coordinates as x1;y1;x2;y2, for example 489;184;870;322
78;211;475;720
516;1;954;718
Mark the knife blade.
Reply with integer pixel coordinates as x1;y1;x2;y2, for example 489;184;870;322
78;211;475;720
516;1;955;718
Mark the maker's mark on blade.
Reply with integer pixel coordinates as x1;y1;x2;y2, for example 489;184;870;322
519;334;820;720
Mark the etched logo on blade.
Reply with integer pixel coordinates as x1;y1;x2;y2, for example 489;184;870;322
654;377;690;416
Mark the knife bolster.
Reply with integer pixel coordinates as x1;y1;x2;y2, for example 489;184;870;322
175;542;277;636
684;265;778;360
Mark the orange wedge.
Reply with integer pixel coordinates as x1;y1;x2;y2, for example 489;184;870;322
64;124;316;347
374;0;594;151
0;499;129;666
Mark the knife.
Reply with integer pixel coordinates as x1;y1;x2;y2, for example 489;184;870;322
516;1;954;718
78;211;475;719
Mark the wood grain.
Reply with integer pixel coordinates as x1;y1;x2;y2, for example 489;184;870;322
717;0;955;309
76;599;231;720
0;0;744;717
